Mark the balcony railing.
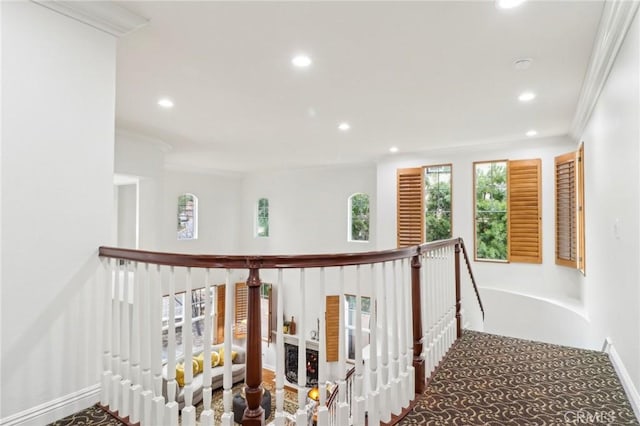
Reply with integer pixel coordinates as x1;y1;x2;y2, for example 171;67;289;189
97;237;483;425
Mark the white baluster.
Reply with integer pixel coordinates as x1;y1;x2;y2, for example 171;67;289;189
201;269;214;425
379;262;391;423
296;269;307;424
352;266;365;425
337;267;349;425
130;262;142;424
389;261;402;415
141;263;151;392
397;259;410;409
221;269;234;426
120;260;131;420
367;263;380;426
275;269;286;426
166;266;177;403
182;267;196;425
141;389;152;426
317;267;328;426
152;265;163;398
112;261;121;376
405;259;415;404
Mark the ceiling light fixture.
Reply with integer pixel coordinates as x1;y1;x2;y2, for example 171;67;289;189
518;91;536;102
338;122;351;131
526;130;538;137
496;0;526;9
514;58;533;70
157;98;174;108
292;54;312;68
389;146;399;153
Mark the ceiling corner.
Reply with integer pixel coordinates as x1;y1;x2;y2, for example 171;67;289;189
31;0;148;37
570;0;640;139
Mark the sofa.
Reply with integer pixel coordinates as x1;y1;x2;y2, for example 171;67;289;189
162;344;246;409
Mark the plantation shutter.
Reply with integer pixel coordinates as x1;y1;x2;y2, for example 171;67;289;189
508;159;542;263
325;295;340;362
215;285;225;343
555;151;577;267
577;144;585;273
234;282;248;338
397;168;425;247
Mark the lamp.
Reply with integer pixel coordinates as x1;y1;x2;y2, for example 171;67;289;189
307;387;320;402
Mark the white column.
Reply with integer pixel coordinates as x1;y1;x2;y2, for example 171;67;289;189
221;269;234;426
182;267;196;425
367;263;380;426
379;262;391;423
166;267;177;403
112;261;121;376
352;266;365;425
101;258;113;406
389;261;402;415
130;262;142;424
151;265;163;398
141;263;152;392
404;259;415;404
201;269;214;424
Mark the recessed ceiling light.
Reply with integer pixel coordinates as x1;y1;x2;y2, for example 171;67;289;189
389;146;399;153
496;0;526;9
157;98;174;108
292;54;312;68
518;91;536;102
514;58;533;70
526;130;538;137
338;122;351;131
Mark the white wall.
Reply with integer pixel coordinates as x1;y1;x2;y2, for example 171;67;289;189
1;1;115;423
116;184;138;249
579;12;640;398
376;136;588;346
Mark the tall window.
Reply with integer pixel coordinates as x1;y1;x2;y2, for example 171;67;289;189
474;161;508;261
424;164;452;242
348;193;370;242
256;198;269;237
474;159;542;263
161;287;213;362
344;295;371;360
177;193;198;240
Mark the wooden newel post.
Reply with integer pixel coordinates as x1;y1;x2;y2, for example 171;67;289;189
411;253;426;394
243;267;265;426
454;242;462;339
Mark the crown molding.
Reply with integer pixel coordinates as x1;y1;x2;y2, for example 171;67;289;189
31;1;148;37
570;0;640;139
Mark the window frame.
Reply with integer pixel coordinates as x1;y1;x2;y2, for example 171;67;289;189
423;163;453;242
344;294;371;361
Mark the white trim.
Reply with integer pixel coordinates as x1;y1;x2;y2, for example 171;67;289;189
0;384;100;426
603;338;640;421
570;0;640;138
31;1;148;37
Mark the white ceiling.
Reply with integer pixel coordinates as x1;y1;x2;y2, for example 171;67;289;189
115;1;604;173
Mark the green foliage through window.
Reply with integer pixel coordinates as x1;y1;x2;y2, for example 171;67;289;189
177;193;197;240
349;193;370;241
424;165;452;242
256;198;269;237
474;162;507;260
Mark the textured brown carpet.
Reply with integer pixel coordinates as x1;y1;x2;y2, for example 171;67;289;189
400;330;639;425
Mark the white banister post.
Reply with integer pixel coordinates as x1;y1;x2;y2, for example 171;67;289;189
182;267;196;426
151;265;164;398
389;261;402;415
130;262;142;424
337;267;349;425
200;269;214;426
296;269;307;425
367;263;380;426
166;266;177;404
379;262;391;423
101;258;113;407
317;267;328;426
353;266;365;425
397;259;409;409
120;261;132;420
274;269;285;426
405;259;415;404
110;261;122;414
220;269;233;426
141;263;152;392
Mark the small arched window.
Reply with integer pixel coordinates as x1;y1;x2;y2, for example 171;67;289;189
256;198;269;237
177;193;198;240
348;193;370;242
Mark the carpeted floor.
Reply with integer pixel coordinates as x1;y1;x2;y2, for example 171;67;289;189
400;330;639;425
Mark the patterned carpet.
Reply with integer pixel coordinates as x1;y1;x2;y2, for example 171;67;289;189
400;330;639;425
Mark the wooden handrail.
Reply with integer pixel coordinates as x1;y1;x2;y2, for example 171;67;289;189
458;239;485;320
325;366;356;410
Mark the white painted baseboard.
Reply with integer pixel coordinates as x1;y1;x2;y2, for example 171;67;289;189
603;338;640;421
0;384;100;426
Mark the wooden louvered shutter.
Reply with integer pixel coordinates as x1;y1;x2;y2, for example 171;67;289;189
325;295;340;362
508;159;542;263
555;152;577;267
577;144;585;273
234;282;248;338
215;285;225;343
397;168;424;247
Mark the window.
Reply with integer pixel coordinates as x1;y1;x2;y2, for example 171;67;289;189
161;287;213;362
348;193;370;242
256;198;269;237
474;161;508;261
344;295;371;360
424;164;452;242
215;282;274;342
555;144;585;272
177;193;198;240
260;283;274;343
474;159;542;263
